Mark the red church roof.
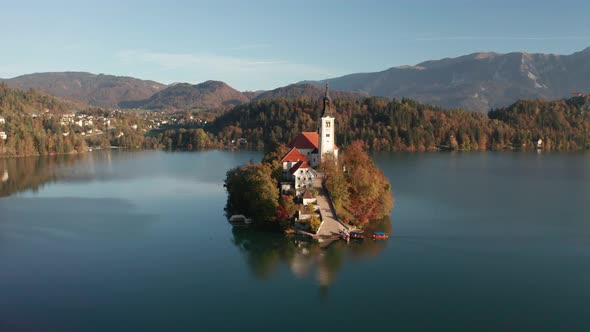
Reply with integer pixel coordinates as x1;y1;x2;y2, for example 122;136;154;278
289;132;319;150
281;147;308;163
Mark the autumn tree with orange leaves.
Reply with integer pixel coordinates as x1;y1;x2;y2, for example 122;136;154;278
323;140;394;225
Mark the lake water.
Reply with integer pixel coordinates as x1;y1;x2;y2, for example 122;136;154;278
1;150;589;331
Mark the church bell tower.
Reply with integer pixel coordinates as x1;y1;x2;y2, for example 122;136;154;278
318;82;336;164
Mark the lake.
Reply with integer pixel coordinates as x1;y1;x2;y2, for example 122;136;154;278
1;150;589;331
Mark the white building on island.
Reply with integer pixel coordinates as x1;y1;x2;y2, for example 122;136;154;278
280;83;338;196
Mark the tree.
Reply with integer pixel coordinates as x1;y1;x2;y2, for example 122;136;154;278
308;215;322;233
224;162;279;225
342;141;394;225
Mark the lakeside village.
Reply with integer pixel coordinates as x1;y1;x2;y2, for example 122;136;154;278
225;84;394;243
0;106;215;155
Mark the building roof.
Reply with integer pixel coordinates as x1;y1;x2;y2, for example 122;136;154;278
302;189;314;199
289;160;310;175
281;147;308;163
289;132;319;150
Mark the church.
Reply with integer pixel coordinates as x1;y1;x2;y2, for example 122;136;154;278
280;83;338;195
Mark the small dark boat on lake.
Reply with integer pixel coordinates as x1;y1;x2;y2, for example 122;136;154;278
372;231;389;240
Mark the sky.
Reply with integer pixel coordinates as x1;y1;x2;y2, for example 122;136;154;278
2;0;590;90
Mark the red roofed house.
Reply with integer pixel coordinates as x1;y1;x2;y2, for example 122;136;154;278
281;147;308;172
289;132;319;166
280;82;338;196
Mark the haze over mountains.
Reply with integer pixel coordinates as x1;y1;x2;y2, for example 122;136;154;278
3;47;590;112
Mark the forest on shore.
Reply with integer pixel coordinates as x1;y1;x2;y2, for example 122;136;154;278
2;83;590;157
212;96;590;152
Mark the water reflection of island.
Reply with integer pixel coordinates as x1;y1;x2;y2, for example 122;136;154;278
231;217;391;298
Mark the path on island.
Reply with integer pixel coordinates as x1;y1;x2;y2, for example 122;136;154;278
313;176;350;241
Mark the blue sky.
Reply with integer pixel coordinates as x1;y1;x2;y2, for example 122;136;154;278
2;0;590;90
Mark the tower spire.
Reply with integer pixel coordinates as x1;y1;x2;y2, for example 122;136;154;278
323;80;332;116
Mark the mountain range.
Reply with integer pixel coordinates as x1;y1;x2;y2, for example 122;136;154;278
305;47;590;112
3;47;590;112
1;72;165;108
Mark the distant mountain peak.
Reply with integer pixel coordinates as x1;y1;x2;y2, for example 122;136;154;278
120;80;249;111
252;83;367;102
2;72;166;108
473;52;499;60
305;47;590;112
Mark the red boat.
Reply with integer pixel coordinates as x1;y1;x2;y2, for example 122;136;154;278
372;231;389;240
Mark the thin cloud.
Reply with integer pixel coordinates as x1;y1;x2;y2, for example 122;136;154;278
117;50;286;69
116;49;331;89
416;35;590;41
222;43;271;51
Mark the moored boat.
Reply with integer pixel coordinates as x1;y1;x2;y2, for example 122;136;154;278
372;231;389;240
340;230;350;241
350;231;365;239
229;214;253;224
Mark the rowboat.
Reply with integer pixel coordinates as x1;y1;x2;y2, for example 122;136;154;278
372;231;389;240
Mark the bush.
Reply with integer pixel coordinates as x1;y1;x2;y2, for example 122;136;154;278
308;215;322;233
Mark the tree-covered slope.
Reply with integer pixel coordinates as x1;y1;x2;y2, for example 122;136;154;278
212;95;590;151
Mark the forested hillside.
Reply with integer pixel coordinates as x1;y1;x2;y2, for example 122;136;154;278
2;82;588;156
0;83;88;156
212;96;590;151
0;84;168;157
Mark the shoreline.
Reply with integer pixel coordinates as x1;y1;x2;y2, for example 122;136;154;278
2;144;589;159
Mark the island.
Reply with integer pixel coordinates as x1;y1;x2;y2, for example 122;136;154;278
224;84;394;240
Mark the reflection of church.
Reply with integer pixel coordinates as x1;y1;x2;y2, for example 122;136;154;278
231;226;389;301
280;83;339;195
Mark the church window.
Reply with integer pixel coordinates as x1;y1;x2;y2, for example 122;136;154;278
326;134;330;137
326;121;331;128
